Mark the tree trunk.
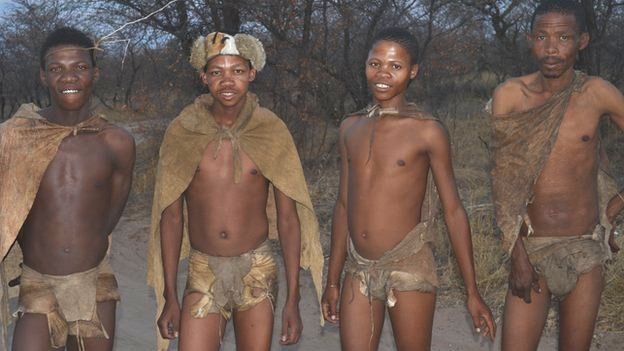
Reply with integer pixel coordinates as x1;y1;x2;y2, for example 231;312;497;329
222;1;241;33
580;0;599;75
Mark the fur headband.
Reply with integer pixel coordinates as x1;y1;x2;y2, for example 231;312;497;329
190;32;266;72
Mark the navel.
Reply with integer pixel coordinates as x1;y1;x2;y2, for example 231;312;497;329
250;169;258;175
63;247;71;254
397;159;406;167
219;231;228;239
361;232;368;238
582;135;590;142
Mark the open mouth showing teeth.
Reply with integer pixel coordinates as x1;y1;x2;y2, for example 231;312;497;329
375;83;390;89
62;89;79;94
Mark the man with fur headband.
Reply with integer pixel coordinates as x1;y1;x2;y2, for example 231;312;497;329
147;32;324;351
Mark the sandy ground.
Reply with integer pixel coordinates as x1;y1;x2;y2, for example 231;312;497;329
14;204;609;351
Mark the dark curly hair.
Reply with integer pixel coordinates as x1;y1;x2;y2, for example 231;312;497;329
531;0;587;33
40;27;96;69
370;27;420;65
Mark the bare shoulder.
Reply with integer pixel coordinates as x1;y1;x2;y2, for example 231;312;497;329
491;74;535;116
339;115;361;135
410;117;449;146
101;124;135;149
581;76;623;102
100;124;136;165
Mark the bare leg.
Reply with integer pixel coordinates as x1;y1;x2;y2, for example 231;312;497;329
558;266;604;351
339;275;386;351
179;292;227;351
66;300;117;351
501;277;551;351
12;312;64;351
232;298;274;351
387;289;436;351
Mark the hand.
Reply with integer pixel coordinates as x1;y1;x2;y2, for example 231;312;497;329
606;195;622;254
280;300;302;345
321;284;340;324
509;253;540;304
157;298;181;339
608;217;620;254
466;294;496;341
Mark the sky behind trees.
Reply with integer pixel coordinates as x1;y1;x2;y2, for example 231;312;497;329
1;0;624;159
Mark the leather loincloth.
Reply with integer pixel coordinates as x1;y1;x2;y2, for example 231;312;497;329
524;225;608;298
345;223;438;307
16;257;119;349
185;240;277;320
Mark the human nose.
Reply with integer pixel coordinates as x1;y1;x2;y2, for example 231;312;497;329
220;71;235;85
59;70;79;82
544;37;558;54
376;64;391;77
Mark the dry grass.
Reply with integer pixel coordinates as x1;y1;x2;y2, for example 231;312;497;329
597;236;624;331
432;110;508;316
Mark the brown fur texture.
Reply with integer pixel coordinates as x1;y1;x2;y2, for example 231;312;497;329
189;32;266;73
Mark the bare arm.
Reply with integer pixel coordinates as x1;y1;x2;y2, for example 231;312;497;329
160;197;184;300
427;122;478;295
157;196;184;339
593;79;624;253
274;187;302;345
594;78;624;130
321;119;352;323
103;127;135;235
490;79;525;117
426;121;495;339
607;191;624;253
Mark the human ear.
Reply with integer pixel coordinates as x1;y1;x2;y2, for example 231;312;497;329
410;64;419;80
200;71;209;85
526;33;534;47
579;32;590;50
248;68;257;82
39;68;48;87
93;67;100;83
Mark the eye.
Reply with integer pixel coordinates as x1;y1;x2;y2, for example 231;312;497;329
368;61;380;69
209;70;221;77
49;66;62;73
234;68;245;74
392;63;402;70
560;35;569;41
77;64;89;70
537;35;546;41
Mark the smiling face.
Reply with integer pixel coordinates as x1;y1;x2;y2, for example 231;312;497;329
40;45;99;112
365;40;418;108
529;12;589;79
201;55;256;109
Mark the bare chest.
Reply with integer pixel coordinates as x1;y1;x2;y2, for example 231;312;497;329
345;118;428;175
39;133;114;191
548;97;601;160
189;139;267;188
536;96;602;189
